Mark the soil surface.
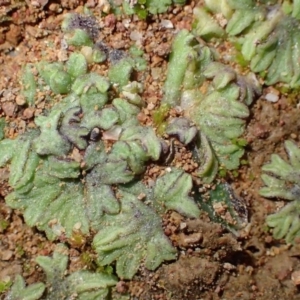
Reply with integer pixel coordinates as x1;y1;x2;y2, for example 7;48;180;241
1;1;300;299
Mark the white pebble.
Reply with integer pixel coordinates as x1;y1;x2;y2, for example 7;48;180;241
160;19;173;29
265;92;279;103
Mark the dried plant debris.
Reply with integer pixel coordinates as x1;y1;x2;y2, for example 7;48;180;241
196;182;248;235
5;244;117;300
260;140;300;243
193;0;300;88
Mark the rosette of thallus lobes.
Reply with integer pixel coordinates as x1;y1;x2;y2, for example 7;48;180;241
0;11;256;286
162;29;261;183
192;0;300;89
260;141;300;244
1;68;165;281
0;35;203;280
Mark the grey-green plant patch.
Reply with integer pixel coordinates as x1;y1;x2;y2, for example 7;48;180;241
162;30;261;181
0;10;254;286
5;244;117;300
260;140;300;243
193;0;300;88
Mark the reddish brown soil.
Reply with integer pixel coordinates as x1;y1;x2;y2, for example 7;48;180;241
1;1;300;299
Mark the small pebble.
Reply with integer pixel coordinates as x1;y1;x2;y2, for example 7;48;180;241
23;107;35;119
264;92;279;103
15;95;26;106
292;270;300;285
160;20;173;29
1;250;13;261
2;102;16;117
130;31;143;41
291;133;297;139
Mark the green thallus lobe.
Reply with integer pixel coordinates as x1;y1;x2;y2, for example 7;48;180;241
193;0;300;89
